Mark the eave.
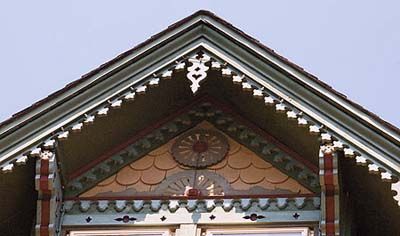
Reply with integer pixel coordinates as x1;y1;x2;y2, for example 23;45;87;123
0;10;399;204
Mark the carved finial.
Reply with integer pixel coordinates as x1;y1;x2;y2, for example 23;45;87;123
186;52;211;93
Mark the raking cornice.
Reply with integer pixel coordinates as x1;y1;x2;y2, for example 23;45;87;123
0;13;398;205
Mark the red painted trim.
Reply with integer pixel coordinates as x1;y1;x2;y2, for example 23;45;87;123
65;193;318;201
40;158;49;176
39;176;49;190
323;152;335;236
39;159;51;236
40;199;50;226
39;226;49;236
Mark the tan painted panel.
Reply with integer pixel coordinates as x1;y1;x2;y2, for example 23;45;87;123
115;166;141;185
240;164;265;184
126;180;151;193
130;155;154;170
80;122;313;197
264;168;291;184
166;165;187;177
97;175;115;186
250;154;273;169
208;158;228;170
230;178;253;190
215;165;240;183
148;139;173;156
227;151;252;169
141;165;166;185
276;178;310;193
154;152;178;170
227;137;241;155
80;181;126;197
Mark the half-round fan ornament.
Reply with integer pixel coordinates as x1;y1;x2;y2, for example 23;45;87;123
171;129;229;168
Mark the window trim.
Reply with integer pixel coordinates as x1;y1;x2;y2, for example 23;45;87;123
69;229;171;236
205;227;310;236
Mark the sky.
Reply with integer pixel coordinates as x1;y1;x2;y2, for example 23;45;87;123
0;1;399;128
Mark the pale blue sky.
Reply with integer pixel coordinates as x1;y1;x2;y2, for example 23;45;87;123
0;1;399;127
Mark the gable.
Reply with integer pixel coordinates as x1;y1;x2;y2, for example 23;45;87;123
80;121;313;198
63;98;320;198
0;10;399;236
0;12;397;196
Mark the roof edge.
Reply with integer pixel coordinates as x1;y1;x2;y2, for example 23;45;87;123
0;9;399;143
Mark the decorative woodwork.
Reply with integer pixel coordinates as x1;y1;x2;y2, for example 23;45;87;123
1;49;397;208
80;122;313;198
171;129;229;168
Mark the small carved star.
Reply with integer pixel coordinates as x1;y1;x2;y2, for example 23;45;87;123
221;68;232;77
242;82;252;91
232;74;244;84
15;155;28;165
71;123;83;132
211;61;221;70
286;110;297;120
356;156;368;166
332;140;343;150
161;70;173;79
111;99;123;108
264;96;275;106
43;139;56;149
30;147;42;157
253;89;263;98
149;78;160;87
320;133;332;143
275;103;286;113
124;91;135;101
175;62;186;71
344;148;355;158
57;131;69;140
297;117;308;127
136;85;147;94
85;216;92;223
97;107;109;117
309;125;320;134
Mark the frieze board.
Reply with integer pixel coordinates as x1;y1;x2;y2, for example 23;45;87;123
64;197;321;214
62;197;320;227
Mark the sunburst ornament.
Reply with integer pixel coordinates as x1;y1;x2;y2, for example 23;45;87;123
171;129;229;168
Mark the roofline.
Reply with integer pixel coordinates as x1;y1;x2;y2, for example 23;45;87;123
0;10;398;144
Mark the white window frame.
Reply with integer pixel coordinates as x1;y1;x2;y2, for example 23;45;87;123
69;229;170;236
205;227;310;236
